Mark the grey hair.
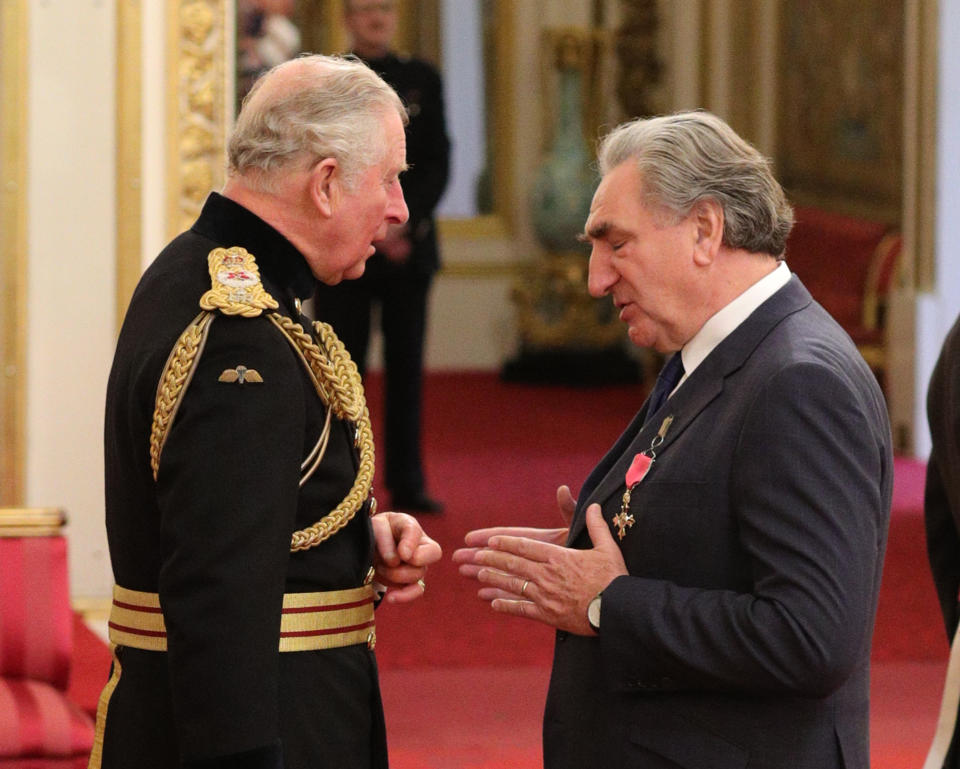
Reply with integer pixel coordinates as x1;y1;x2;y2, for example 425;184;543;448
228;54;406;192
597;110;793;257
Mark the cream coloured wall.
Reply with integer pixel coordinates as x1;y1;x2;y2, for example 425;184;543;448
141;1;171;271
26;0;117;597
911;0;960;457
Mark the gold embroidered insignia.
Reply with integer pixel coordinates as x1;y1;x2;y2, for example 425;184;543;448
199;246;279;317
218;366;263;384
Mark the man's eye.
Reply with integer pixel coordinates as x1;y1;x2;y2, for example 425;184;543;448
611;242;626;251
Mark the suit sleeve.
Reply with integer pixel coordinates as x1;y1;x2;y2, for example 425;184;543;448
925;454;960;638
598;361;888;698
925;335;960;642
155;315;303;766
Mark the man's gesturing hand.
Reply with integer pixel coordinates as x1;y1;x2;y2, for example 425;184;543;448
372;511;442;604
470;503;627;635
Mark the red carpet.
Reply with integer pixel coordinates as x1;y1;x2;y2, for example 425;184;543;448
873;455;948;662
372;372;647;669
68;372;947;767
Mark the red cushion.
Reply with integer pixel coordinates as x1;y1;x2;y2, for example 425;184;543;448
0;678;94;757
0;538;72;689
785;206;890;331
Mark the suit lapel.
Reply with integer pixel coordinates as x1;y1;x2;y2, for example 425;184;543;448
566;276;813;545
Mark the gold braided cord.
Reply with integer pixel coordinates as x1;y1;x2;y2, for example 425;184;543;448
267;313;375;552
150;311;214;481
147;301;373;550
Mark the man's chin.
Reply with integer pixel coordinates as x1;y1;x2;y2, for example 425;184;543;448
627;327;654;349
342;261;368;281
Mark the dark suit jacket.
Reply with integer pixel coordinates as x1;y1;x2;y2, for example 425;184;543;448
544;277;893;769
101;193;384;769
925;312;960;769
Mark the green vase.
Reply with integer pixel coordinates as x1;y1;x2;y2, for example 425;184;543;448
530;63;597;253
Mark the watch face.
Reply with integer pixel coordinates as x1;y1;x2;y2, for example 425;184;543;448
588;595;602;630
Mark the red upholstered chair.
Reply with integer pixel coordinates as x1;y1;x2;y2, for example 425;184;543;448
784;206;902;389
0;508;94;767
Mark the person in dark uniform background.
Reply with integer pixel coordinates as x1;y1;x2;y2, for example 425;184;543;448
90;54;441;769
313;0;451;515
925;311;960;769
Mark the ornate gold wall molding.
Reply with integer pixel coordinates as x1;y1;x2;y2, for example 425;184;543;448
116;0;142;325
0;0;28;505
439;260;519;279
166;0;229;240
483;0;517;234
903;0;938;291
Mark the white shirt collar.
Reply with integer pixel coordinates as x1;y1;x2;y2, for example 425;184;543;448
678;261;791;385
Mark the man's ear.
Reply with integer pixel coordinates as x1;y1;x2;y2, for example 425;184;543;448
309;158;340;218
691;198;724;266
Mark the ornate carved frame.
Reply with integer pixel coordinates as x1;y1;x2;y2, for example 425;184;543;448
166;1;230;240
114;0;230;322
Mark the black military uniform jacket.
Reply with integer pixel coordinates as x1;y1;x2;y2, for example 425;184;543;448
359;51;450;277
96;193;386;769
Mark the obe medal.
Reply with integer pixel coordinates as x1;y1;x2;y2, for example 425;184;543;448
612;416;674;541
614;453;652;540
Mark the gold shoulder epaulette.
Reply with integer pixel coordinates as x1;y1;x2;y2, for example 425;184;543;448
199;246;279;317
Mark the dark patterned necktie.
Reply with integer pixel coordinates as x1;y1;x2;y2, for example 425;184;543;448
645;353;685;419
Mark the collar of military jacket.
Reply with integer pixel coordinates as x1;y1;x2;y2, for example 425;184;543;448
192;192;317;303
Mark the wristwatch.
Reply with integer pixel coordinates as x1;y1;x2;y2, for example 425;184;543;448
587;592;602;633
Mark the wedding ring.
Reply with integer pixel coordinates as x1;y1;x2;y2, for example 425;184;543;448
417;578;426;593
520;580;530;597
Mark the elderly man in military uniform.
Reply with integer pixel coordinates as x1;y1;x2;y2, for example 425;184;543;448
90;54;441;769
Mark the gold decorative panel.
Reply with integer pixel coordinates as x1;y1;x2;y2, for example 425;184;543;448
116;0;142;325
778;0;904;223
0;1;28;505
167;0;229;238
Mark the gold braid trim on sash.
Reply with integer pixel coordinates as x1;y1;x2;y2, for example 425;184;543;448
267;313;375;552
149;311;215;481
147;246;374;552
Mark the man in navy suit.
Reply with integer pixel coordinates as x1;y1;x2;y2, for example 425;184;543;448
455;111;893;769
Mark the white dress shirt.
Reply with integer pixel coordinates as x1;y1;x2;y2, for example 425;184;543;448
674;261;791;393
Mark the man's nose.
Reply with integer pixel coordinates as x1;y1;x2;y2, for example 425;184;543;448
388;185;409;225
587;248;615;298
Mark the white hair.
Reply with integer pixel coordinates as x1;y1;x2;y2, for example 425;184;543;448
228;54;406;193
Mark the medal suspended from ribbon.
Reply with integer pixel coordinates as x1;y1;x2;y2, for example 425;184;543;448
613;416;674;540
